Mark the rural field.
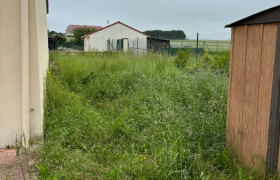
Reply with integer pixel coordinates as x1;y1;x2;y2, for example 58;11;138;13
39;51;270;179
65;36;75;41
170;39;231;52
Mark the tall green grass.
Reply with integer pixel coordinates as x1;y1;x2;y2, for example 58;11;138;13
39;52;270;179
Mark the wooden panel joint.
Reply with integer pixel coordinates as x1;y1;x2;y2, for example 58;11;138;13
266;23;280;176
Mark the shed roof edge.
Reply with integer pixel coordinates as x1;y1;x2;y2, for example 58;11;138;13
225;5;280;28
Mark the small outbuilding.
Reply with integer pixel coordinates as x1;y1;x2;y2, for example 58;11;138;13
82;21;149;52
225;5;280;174
147;37;170;53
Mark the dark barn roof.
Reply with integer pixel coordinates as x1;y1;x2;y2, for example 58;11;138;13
147;37;169;41
225;5;280;28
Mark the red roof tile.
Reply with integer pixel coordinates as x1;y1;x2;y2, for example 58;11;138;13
85;21;149;37
68;25;103;31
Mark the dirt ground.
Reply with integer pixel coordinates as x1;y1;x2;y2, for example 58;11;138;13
0;149;38;180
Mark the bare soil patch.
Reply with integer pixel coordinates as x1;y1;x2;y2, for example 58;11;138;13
0;149;38;180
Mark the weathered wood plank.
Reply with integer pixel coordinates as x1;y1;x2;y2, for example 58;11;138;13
254;23;277;165
226;26;247;155
241;24;263;164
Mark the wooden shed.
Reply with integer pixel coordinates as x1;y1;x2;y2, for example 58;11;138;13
225;5;280;173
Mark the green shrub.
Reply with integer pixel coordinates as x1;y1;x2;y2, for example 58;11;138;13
54;35;66;44
186;50;230;74
174;48;191;69
185;58;206;73
209;50;230;73
203;49;212;62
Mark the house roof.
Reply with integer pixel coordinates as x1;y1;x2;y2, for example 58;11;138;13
68;25;103;31
225;5;280;28
84;21;149;37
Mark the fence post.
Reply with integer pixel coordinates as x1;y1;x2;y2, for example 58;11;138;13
204;41;206;51
150;37;152;51
196;33;199;60
137;37;138;55
217;41;219;52
108;38;110;51
196;33;199;54
169;36;171;55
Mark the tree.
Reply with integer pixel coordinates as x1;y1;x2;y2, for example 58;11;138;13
57;32;65;37
72;26;97;44
54;35;66;44
48;30;65;37
48;30;58;37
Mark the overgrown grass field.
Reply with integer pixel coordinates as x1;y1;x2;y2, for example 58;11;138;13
39;51;269;179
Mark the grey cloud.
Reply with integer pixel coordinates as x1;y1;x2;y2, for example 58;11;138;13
48;0;279;35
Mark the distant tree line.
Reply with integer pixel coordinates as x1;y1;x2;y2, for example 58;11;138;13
144;30;186;39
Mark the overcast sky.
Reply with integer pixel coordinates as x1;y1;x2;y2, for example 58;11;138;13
48;0;280;36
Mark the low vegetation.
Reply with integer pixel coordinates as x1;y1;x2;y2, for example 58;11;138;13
38;51;270;179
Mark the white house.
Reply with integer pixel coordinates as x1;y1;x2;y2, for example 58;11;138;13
82;21;149;52
66;25;103;37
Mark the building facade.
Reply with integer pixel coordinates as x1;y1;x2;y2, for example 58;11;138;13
83;21;149;52
0;0;49;148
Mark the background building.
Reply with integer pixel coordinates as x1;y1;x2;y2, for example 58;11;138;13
83;21;148;52
66;25;103;37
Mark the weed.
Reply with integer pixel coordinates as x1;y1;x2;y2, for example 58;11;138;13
209;50;230;73
186;49;230;74
174;48;191;69
5;145;14;150
238;168;252;180
39;52;271;179
203;49;212;62
0;165;14;180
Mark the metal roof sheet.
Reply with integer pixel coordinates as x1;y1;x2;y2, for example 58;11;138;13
225;5;280;28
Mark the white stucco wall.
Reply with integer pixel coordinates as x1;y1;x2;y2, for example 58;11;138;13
29;0;49;140
0;0;48;148
85;23;147;52
66;26;73;37
0;0;22;148
84;36;90;51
